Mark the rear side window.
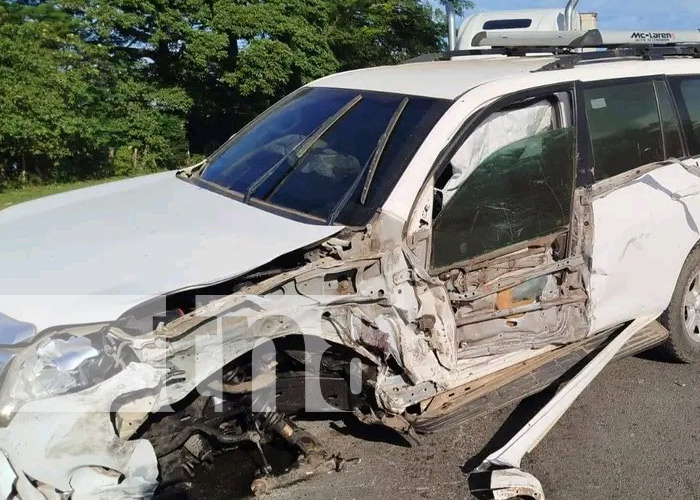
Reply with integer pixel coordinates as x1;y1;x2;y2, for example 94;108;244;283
654;81;685;159
671;77;700;155
584;81;664;180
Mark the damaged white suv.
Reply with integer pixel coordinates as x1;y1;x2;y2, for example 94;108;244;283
1;35;700;500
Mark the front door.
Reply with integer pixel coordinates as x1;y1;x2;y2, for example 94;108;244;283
427;85;589;359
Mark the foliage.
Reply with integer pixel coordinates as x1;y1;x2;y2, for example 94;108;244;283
0;0;472;188
0;176;127;209
328;0;447;70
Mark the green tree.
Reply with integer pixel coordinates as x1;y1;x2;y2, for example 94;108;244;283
63;0;470;153
0;1;191;186
0;0;473;188
328;0;447;70
0;2;91;183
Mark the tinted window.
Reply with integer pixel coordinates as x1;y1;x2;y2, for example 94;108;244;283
432;127;575;269
483;19;533;29
584;81;663;180
199;87;449;225
654;80;685;159
673;77;700;155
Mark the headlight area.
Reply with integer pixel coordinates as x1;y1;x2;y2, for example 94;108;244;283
0;325;136;426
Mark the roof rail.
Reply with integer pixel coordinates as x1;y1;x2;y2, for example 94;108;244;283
400;29;700;67
535;45;700;71
471;29;700;49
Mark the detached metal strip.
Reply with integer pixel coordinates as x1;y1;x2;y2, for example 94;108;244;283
470;315;657;500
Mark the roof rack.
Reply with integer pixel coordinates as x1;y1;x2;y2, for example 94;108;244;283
470;29;700;49
535;45;700;71
404;29;700;68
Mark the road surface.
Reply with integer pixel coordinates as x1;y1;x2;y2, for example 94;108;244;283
200;349;700;500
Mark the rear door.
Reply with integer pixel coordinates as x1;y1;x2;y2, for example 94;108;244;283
582;76;700;333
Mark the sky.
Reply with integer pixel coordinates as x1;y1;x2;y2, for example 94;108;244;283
455;1;700;30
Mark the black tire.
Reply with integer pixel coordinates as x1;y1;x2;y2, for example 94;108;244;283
660;245;700;362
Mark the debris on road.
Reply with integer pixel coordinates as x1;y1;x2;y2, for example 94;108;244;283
469;317;655;500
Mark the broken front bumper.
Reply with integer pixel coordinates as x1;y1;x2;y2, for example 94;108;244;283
0;363;162;500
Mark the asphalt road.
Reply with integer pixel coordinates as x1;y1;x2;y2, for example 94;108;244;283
201;349;700;500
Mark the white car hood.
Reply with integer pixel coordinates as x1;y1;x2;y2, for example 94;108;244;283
0;172;342;332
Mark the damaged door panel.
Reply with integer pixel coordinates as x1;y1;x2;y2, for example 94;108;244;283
579;77;700;332
443;238;588;359
588;161;700;332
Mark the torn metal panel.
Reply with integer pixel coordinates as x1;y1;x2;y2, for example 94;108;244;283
376;345;558;413
589;162;700;333
415;320;666;432
443;236;588;359
449;255;583;303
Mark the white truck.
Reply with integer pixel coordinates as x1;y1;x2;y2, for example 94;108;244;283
450;0;599;50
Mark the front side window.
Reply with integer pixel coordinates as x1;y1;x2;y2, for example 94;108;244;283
584;81;664;180
198;87;449;226
671;77;700;155
432;98;575;270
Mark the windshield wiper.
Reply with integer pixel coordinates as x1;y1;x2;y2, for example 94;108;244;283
243;137;306;203
329;97;409;224
359;97;409;204
244;95;363;203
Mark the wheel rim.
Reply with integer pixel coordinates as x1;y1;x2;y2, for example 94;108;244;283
683;271;700;342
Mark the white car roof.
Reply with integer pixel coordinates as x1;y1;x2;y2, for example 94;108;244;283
307;56;700;101
307;56;558;100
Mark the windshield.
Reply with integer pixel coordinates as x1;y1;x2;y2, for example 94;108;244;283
198;87;450;226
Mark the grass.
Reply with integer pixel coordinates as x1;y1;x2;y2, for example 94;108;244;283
0;177;128;210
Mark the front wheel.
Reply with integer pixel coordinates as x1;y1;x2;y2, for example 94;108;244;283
660;245;700;362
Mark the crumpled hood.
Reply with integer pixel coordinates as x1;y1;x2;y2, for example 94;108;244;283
0;172;341;332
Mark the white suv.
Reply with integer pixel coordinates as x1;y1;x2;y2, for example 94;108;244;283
0;38;699;500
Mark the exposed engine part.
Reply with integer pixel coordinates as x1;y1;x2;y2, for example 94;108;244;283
250;454;346;497
144;339;372;499
260;412;319;456
183;433;214;464
158;424;260;459
247;411;348;496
